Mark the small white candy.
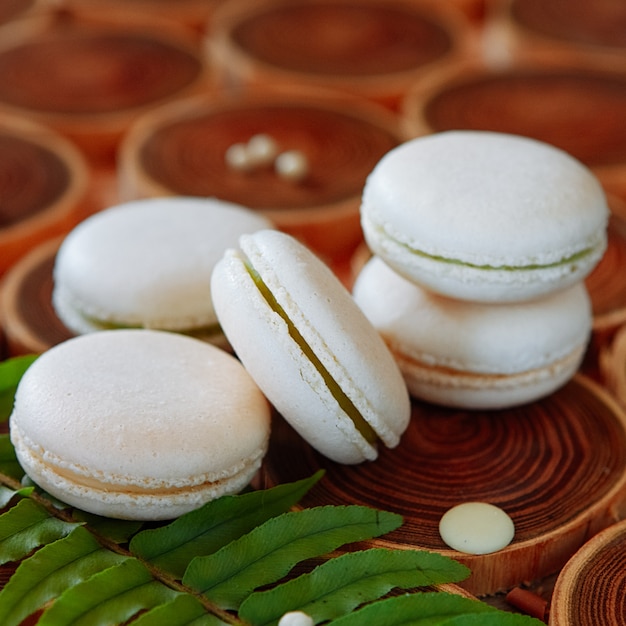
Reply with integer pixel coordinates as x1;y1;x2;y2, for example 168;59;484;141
275;149;309;182
225;142;252;171
247;133;279;166
439;502;515;555
278;611;315;626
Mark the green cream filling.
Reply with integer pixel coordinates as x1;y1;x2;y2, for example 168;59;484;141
82;316;222;339
384;227;595;271
244;260;378;445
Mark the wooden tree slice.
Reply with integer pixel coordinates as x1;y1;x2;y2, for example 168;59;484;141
486;0;626;69
600;324;626;410
0;114;89;277
0;11;212;164
0;0;49;25
401;63;626;203
0;238;74;356
262;375;626;596
208;0;478;109
118;90;404;262
549;519;626;625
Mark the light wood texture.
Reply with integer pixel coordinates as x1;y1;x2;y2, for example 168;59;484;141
208;0;478;110
0;10;213;165
262;375;626;596
0;114;89;277
118;90;404;263
549;519;626;625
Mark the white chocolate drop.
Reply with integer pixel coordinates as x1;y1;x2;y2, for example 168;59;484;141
278;611;315;626
247;133;279;166
275;149;309;182
439;502;515;555
225;142;252;171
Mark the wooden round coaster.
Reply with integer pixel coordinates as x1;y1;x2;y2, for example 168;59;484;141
486;0;626;69
208;0;477;109
0;237;73;356
0;0;50;25
401;63;626;203
0;114;90;277
600;325;626;410
0;11;213;165
261;375;626;596
118;90;404;263
549;519;626;625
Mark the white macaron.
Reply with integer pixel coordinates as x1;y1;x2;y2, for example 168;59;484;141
352;256;592;409
9;329;271;520
360;131;609;303
52;196;271;343
210;229;411;464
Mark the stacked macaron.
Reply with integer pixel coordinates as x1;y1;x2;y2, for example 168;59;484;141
353;131;609;409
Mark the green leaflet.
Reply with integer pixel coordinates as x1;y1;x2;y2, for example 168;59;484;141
130;471;324;578
183;505;403;610
37;558;180;626
0;435;24;480
0;498;80;565
73;510;144;544
0;485;33;509
326;592;544;625
239;548;471;626
0;354;37;421
0;525;128;626
132;594;227;626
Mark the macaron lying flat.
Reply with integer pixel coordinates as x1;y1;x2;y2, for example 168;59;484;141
360;131;609;303
9;329;271;520
352;256;592;409
211;229;411;464
52;196;271;342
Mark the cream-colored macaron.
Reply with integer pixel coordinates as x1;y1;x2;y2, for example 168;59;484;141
210;229;411;464
352;256;592;409
9;329;271;520
360;131;609;303
52;196;271;343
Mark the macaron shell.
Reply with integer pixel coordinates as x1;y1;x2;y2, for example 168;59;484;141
353;256;592;408
211;230;411;464
9;330;271;519
52;197;272;331
361;131;609;302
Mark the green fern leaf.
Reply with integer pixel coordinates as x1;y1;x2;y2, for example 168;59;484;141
326;592;544;625
239;548;470;625
0;355;37;421
37;557;181;626
73;510;144;544
130;471;324;578
0;485;33;509
183;505;403;610
0;436;24;480
131;594;227;626
0;525;128;626
0;498;80;565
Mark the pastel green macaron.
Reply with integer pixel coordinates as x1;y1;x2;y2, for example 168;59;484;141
360;131;609;303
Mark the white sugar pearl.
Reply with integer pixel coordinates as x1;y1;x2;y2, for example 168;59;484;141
278;611;315;626
275;150;309;182
225;142;252;171
247;133;279;166
439;502;515;555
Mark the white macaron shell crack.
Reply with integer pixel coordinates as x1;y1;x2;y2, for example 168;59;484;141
211;230;410;464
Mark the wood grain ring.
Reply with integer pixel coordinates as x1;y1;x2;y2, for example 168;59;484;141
262;375;626;596
549;519;626;625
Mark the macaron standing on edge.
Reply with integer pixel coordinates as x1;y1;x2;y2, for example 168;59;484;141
9;329;272;520
210;229;411;464
353;256;593;409
360;131;609;303
52;196;272;344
